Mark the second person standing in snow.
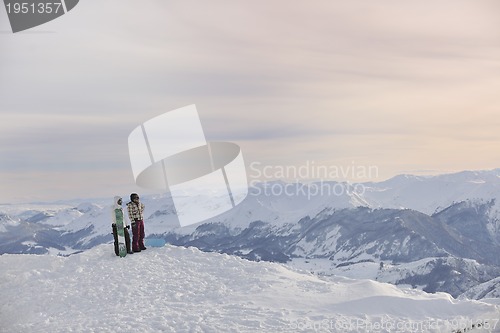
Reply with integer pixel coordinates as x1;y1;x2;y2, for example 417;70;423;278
127;193;146;252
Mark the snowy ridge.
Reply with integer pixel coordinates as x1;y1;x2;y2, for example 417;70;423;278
294;256;500;297
363;169;500;215
460;277;500;300
3;169;500;239
0;213;20;233
1;169;500;300
1;244;499;333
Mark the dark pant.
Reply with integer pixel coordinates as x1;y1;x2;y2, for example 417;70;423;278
132;220;145;251
112;224;131;256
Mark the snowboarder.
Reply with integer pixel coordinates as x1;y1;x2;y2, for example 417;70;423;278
111;196;133;256
127;193;146;252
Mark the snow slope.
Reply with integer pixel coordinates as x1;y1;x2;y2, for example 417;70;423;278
1;245;499;333
460;277;500;300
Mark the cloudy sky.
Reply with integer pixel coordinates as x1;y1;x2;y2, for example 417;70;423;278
1;0;500;203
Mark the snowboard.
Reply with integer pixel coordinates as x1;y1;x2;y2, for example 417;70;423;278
115;208;127;257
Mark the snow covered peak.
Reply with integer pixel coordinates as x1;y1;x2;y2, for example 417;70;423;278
76;202;102;214
363;169;500;214
0;213;19;232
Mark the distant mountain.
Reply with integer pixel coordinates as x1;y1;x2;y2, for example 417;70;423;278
161;204;500;297
363;169;500;214
459;276;500;300
0;213;19;233
378;256;500;297
1;169;500;299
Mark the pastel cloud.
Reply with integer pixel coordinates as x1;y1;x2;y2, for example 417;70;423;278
0;0;499;202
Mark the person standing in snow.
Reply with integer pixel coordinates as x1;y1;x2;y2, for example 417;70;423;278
111;196;133;255
127;193;146;252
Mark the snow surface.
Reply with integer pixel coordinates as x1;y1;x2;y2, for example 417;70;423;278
1;244;499;333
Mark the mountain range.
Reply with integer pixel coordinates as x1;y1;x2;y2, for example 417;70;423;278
1;169;500;300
